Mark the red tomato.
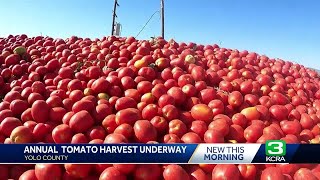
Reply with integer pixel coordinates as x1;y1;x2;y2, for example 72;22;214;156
163;164;190;180
133;164;161;180
31;100;50;123
64;164;92;179
261;167;285;180
212;164;240;180
168;119;187;138
276;164;300;177
19;169;37;180
52;124;73;143
69;110;94;133
113;164;136;174
238;164;257;180
99;167;126;180
133;120;157;143
0;165;9;180
35;164;62;180
187;165;207;180
294;168;318;180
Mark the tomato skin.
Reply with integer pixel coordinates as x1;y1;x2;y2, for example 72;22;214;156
190;104;213;123
212;164;240;180
35;164;62;180
72;100;95;113
19;170;37;180
134;164;162;180
244;125;263;142
6;28;320;180
52;124;73;143
204;129;224;143
228;91;244;107
10;125;33;143
10;165;29;180
261;167;285;180
99;167;126;180
64;164;92;179
33;123;50;142
163;133;181;143
31;100;50;123
199;164;216;173
92;104;112;123
69;110;95;133
269;105;289;121
181;132;202;143
114;123;134;140
163;164;190;180
10;99;29;116
190;120;207;138
86;126;107;140
150;116;168;134
116;108;141;126
186;165;207;180
168;119;187;138
113;164;136;174
0;117;22;136
115;97;137;111
102;114;117;134
91;78;110;94
134;120;157;143
276;164;300;177
294;168;318;180
0;165;9;180
208;119;230;136
238;164;257;180
104;133;128;143
94;164;112;174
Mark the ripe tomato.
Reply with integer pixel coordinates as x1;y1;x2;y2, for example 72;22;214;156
35;164;62;180
134;120;157;143
212;164;240;180
294;168;318;180
163;164;189;180
238;164;257;180
64;164;92;179
260;167;284;180
99;167;126;180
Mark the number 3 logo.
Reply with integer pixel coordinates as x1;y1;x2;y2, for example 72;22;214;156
266;140;286;156
268;142;283;154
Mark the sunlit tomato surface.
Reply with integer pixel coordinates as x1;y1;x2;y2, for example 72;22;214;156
1;34;320;180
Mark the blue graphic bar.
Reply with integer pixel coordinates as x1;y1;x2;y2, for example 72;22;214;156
0;143;318;164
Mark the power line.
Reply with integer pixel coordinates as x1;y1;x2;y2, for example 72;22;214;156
111;1;165;38
135;11;160;38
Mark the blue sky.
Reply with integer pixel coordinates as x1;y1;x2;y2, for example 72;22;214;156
0;0;319;69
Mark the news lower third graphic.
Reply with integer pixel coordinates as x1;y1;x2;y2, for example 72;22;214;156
0;141;318;164
265;140;287;162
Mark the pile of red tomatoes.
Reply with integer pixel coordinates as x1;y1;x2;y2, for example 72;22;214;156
0;34;320;179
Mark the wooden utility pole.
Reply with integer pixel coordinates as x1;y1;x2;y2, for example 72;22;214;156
160;0;165;38
111;0;119;35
